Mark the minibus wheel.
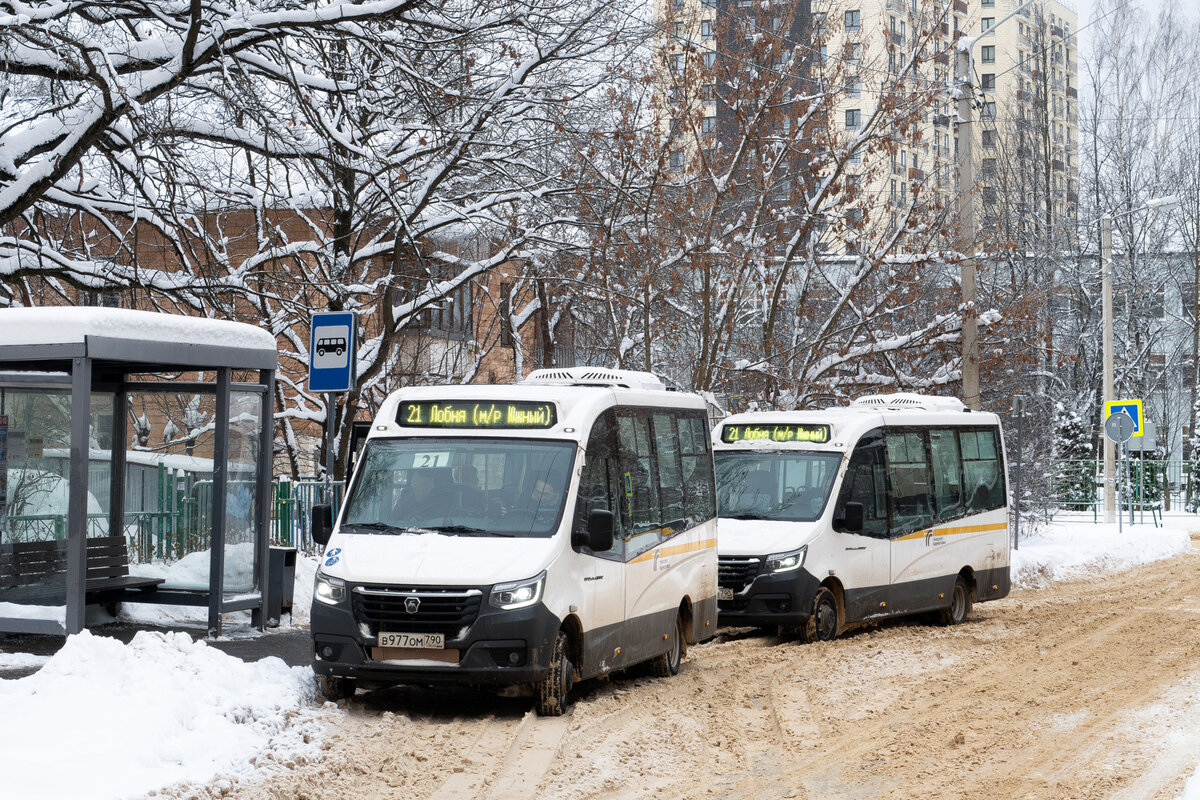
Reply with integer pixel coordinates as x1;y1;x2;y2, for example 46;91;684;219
535;631;574;716
939;577;972;625
649;614;684;677
317;675;356;702
801;587;839;643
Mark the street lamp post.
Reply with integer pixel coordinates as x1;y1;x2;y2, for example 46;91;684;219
1099;196;1177;524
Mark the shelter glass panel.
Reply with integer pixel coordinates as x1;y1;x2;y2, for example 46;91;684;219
0;385;78;613
223;391;262;594
123;390;219;589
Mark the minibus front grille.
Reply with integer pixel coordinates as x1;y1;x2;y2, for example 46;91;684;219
352;586;483;637
718;557;762;593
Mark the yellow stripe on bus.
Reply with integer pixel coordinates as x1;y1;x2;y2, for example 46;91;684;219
893;521;1007;542
628;537;718;564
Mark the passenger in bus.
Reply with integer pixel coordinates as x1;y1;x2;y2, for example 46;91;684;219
457;464;486;513
394;468;454;523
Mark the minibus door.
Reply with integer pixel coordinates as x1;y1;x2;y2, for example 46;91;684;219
834;432;892;622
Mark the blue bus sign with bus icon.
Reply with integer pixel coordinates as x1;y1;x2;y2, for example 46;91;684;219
309;311;357;392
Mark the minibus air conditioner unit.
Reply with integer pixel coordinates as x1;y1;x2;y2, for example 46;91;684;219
523;367;668;391
849;393;968;413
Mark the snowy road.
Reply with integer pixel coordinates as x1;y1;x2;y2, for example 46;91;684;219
212;531;1200;800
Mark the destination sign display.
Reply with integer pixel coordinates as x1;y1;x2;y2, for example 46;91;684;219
398;400;557;429
720;423;831;444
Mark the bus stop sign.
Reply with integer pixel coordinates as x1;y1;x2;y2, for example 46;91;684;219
309;311;357;392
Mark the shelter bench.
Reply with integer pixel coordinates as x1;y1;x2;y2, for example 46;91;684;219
0;536;164;613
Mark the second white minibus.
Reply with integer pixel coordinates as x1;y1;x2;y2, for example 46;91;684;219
713;393;1010;640
310;367;718;714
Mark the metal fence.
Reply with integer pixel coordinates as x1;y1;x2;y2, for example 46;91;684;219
1047;459;1200;516
5;478;345;563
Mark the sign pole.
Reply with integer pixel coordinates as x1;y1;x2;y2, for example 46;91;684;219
325;392;336;492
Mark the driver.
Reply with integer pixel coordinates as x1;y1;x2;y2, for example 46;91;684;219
498;476;560;528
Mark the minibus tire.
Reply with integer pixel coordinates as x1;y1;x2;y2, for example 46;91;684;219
800;587;839;643
939;577;972;626
535;631;573;716
317;675;356;701
649;614;684;677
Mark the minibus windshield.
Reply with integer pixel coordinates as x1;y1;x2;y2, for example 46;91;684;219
715;450;842;521
341;438;576;538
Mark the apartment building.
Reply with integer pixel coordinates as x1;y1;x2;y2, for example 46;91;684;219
656;0;1079;251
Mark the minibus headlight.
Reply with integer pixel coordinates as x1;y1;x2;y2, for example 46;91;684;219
489;571;546;610
314;570;347;605
766;546;807;573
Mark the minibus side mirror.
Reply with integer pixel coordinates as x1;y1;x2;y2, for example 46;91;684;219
840;501;864;533
312;503;333;546
586;509;615;552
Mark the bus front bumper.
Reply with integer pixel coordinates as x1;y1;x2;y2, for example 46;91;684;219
310;598;561;687
718;566;822;627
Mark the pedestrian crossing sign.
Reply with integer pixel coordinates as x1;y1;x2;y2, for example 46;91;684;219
1103;399;1144;437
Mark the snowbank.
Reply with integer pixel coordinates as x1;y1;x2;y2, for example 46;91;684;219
0;630;330;800
1011;519;1194;589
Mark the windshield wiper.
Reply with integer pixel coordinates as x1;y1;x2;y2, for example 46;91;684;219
342;522;436;535
429;525;513;537
728;514;767;520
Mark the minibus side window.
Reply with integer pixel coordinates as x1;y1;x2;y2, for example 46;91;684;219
929;428;965;522
885;431;936;536
679;412;716;522
574;410;626;561
616;413;662;548
834;430;888;537
651;413;686;530
960;428;1006;512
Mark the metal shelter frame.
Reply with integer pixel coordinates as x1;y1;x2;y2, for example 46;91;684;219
0;310;277;637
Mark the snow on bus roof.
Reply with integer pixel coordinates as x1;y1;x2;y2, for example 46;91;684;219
0;307;276;353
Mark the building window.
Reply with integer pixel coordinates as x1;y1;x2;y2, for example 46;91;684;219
981;45;995;63
981;18;994;32
845;10;861;31
845;79;860;97
673;21;685;39
817;45;827;65
982;129;996;148
701;116;716;135
672;53;686;74
701;19;714;41
981;73;995;91
704;50;717;69
981;101;996;121
982;0;994;6
845;109;862;129
700;82;716;101
848;42;863;62
670;150;684;171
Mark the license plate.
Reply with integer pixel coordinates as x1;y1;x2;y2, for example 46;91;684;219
378;632;445;649
717;587;733;601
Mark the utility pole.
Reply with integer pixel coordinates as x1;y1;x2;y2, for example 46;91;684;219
955;46;980;411
1101;216;1115;523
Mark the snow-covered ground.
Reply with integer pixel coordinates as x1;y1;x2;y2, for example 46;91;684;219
0;523;1197;799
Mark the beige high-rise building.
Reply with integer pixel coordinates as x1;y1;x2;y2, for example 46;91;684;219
655;0;1080;249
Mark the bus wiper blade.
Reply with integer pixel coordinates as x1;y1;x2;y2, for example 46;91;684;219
343;522;436;535
430;525;512;537
729;514;766;520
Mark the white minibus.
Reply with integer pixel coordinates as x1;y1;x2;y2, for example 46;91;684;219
712;393;1010;640
310;367;718;714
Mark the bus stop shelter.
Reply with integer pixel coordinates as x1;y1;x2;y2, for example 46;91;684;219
0;308;277;637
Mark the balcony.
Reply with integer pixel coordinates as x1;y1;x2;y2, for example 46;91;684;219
1051;24;1063;38
1067;86;1077;99
892;31;904;46
954;0;967;14
1052;159;1065;172
934;114;950;127
909;167;925;182
936;52;949;65
1068;190;1078;204
1017;89;1028;101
